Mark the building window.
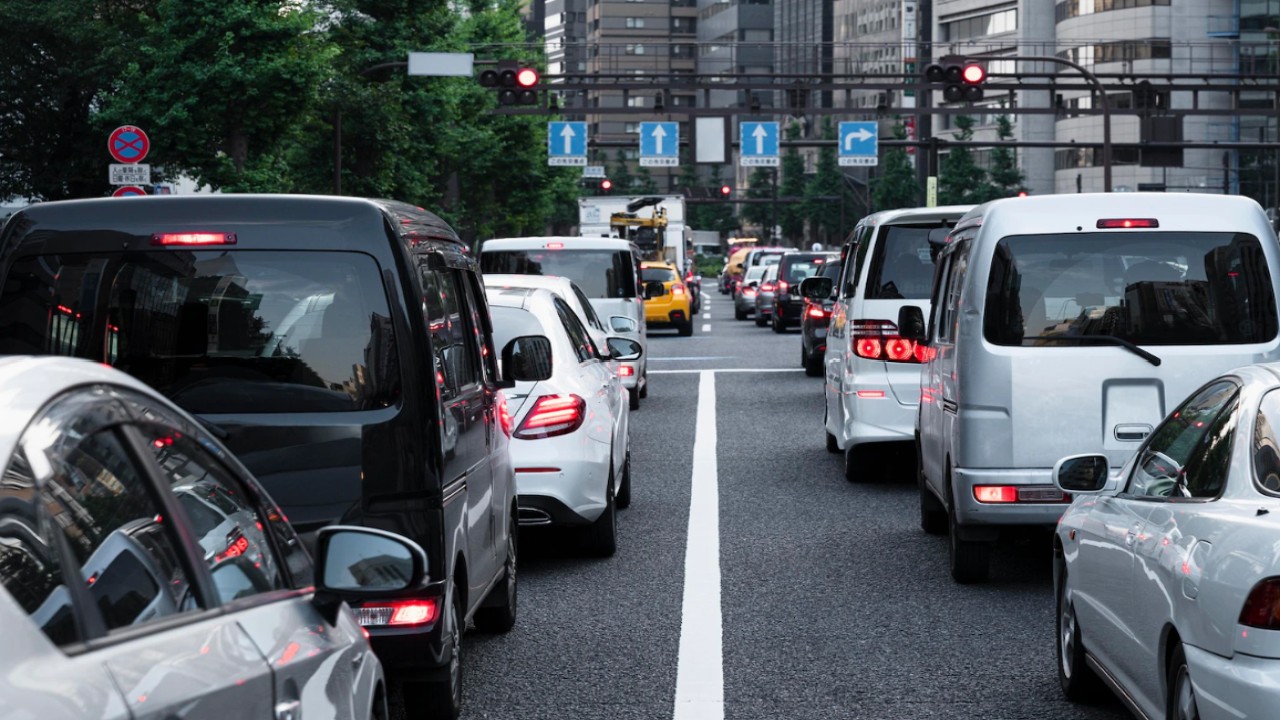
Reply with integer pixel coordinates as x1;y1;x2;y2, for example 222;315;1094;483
626;44;646;55
940;7;1017;40
625;16;645;27
627;96;647;107
1057;39;1172;65
1055;0;1171;22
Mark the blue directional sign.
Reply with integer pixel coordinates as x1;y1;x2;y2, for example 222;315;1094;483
739;121;779;167
547;121;587;166
839;121;879;167
639;122;679;167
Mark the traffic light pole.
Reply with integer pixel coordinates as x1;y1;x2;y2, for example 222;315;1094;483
1008;55;1112;192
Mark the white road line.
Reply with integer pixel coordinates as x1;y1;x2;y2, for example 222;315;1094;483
651;368;806;375
702;312;711;320
701;323;711;333
673;371;723;720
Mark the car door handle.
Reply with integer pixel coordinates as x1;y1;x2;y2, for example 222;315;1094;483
275;700;302;720
1125;525;1140;546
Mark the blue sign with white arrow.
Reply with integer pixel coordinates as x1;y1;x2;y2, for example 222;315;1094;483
739;121;779;167
839;121;879;167
639;122;679;167
547;121;587;166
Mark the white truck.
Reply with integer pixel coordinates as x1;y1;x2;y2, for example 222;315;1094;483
578;195;689;275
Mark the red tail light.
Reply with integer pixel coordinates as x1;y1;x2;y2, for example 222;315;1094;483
1240;578;1280;629
357;599;439;627
778;280;789;293
974;486;1020;503
497;393;513;436
851;320;921;363
151;232;237;246
806;304;828;319
672;284;686;295
760;282;775;293
514;394;586;439
618;365;635;377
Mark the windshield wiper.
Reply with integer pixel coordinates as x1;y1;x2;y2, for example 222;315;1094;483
1027;335;1162;367
194;415;231;440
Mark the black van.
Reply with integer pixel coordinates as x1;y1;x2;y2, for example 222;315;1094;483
0;195;548;718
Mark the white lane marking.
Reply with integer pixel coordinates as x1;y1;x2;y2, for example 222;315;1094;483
651;368;806;375
673;371;723;720
701;323;711;333
702;312;711;320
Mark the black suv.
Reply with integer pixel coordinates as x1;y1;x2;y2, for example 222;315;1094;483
772;252;840;332
801;257;844;375
0;195;549;719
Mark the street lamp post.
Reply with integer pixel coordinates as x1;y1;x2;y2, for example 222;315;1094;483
1010;55;1113;192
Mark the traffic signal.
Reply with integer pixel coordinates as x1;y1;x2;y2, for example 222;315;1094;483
924;56;987;103
479;61;540;106
719;184;732;197
600;178;614;193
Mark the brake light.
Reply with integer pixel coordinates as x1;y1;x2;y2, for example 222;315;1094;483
546;242;565;249
513;394;586;439
974;486;1019;503
778;280;789;293
618;365;635;377
851;320;921;364
151;232;237;246
806;305;828;319
1096;218;1159;229
760;282;775;293
497;393;513;436
856;390;885;399
1240;578;1280;629
673;284;686;295
357;599;439;627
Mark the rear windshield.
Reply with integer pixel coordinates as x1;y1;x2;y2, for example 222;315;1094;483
984;232;1277;347
780;254;837;283
641;267;677;283
0;250;400;413
481;249;637;299
865;225;938;300
753;252;784;267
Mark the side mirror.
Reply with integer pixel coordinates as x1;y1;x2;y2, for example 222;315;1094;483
800;276;833;302
1053;454;1110;494
609;315;638;334
606;336;643;361
500;335;553;384
312;525;428;624
897;306;927;342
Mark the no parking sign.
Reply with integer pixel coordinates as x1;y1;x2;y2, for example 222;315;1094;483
108;126;150;164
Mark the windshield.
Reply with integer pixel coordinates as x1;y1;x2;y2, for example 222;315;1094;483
481;249;638;299
641;267;678;283
984;232;1277;346
865;225;939;300
780;254;837;283
0;250;400;413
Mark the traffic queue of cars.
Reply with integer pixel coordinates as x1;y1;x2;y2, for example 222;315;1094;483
0;196;650;720
799;192;1280;720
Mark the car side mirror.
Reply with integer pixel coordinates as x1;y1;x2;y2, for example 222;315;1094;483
800;276;833;301
1053;454;1110;494
312;525;428;624
499;335;553;385
897;306;927;342
609;315;638;334
606;336;643;362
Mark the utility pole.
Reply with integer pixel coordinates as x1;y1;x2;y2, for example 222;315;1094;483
915;0;933;198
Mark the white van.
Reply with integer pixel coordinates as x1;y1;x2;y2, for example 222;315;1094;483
808;206;972;481
480;237;648;408
902;193;1280;583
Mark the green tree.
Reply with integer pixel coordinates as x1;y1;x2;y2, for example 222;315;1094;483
804;118;849;245
986;115;1027;199
701;164;738;235
610;149;636;195
742;166;774;233
872;123;920;211
634;165;660;194
103;0;335;192
779;121;807;244
938;115;989;205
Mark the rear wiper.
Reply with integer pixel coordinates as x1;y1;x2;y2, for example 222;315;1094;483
1027;335;1162;367
194;415;230;440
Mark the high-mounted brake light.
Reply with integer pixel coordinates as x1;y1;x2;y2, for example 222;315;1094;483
514;394;586;439
151;232;237;246
1096;218;1159;229
357;599;439;627
546;242;565;249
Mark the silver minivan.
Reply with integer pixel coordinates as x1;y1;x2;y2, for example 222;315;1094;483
481;237;648;408
902;193;1280;583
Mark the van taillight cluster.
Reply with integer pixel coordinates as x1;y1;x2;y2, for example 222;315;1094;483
851;320;929;363
806;304;829;320
514;394;586;439
356;598;439;627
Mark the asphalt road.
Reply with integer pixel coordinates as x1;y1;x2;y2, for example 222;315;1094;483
455;291;1131;720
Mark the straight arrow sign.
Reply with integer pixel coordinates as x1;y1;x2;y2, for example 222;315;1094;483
561;124;576;155
753;124;768;155
548;121;587;166
652;124;667;155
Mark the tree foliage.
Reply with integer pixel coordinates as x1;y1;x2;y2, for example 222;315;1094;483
872;122;920;211
701;164;738;235
742;167;774;232
938;115;988;206
779;121;806;244
985;115;1027;199
804;118;849;245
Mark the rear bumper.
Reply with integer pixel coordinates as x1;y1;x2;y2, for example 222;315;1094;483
833;379;917;447
951;467;1071;527
366;583;449;675
513;451;610;525
1183;644;1280;720
776;298;803;322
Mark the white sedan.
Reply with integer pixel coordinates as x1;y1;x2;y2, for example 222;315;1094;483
486;285;641;556
1052;363;1280;720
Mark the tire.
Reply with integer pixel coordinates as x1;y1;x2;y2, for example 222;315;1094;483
402;588;464;719
678;320;693;337
628;386;639;410
918;441;946;535
844;444;874;482
755;312;767;327
1167;642;1200;720
473;519;517;633
804;348;823;377
948;487;992;584
582;474;618;557
772;313;785;333
825;431;839;454
1056;562;1104;702
735;306;747;321
616;451;632;509
639;379;648;399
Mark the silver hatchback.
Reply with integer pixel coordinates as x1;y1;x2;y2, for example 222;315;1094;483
0;357;429;720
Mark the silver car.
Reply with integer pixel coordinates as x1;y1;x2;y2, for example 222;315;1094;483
734;265;770;320
753;264;780;327
0;356;428;720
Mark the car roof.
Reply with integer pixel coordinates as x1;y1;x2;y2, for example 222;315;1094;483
641;261;676;269
482;236;638;251
483;273;577;293
860;205;975;229
0;356;165;467
961;192;1271;238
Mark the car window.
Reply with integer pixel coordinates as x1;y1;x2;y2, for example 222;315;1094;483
1128;380;1239;499
866;225;939;300
1252;389;1280;495
0;251;400;414
846;227;874;298
489;306;548;367
42;428;199;633
481;249;638;299
145;431;291;602
554;298;596;363
984;232;1277;347
460;272;499;385
641;266;678;283
570;284;607;331
424;267;482;397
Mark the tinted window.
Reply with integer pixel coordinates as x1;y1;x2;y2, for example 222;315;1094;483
489;305;554;374
570;284;606;330
1254;389;1280;494
866;225;939;300
641;267;678;283
984;232;1277;347
424;268;481;397
780;254;838;283
555;298;596;362
1129;381;1239;498
0;251;400;414
481;249;638;299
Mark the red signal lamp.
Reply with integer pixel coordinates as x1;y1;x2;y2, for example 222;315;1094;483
719;184;732;196
962;63;986;84
516;68;539;88
600;178;614;192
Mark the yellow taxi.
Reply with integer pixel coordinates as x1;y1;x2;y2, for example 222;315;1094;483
640;261;693;336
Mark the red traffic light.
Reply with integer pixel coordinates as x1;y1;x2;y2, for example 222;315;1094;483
961;63;986;85
516;68;539;88
600;179;614;192
719;185;732;196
